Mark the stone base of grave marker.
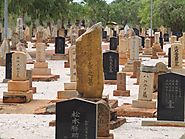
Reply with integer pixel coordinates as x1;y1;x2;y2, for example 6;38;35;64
142;120;185;127
104;80;117;85
50;54;68;60
132;100;156;109
119;53;128;65
97;134;114;139
170;69;185;75
32;74;60;81
113;90;130;97
152;43;163;52
32;61;59;81
143;48;152;55
64;82;76;90
3;82;33;103
115;103;157;118
57;82;78;99
122;62;134;72
57;90;79;99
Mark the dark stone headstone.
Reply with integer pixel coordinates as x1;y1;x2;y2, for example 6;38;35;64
158;73;185;121
159;32;163;49
5;52;14;79
133;28;139;36
56;98;97;139
0;32;2;43
164;33;169;42
64;29;68;37
102;31;107;40
113;31;117;37
55;37;65;54
109;37;118;50
103;51;119;80
172;32;182;40
140;36;145;48
168;48;171;67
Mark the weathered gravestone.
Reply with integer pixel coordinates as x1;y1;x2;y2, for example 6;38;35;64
56;98;97;139
103;51;119;80
158;73;185;121
110;37;118;50
76;22;104;98
102;31;107;40
55;37;65;54
132;70;156;109
171;42;182;69
164;33;169;42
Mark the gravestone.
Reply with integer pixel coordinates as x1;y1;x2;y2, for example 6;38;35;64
129;36;140;61
56;98;97;139
159;32;163;49
102;31;107;40
55;37;65;54
143;38;152;55
133;28;139;36
132;71;156;109
103;51;119;80
167;48;171;68
158;73;185;121
113;72;130;96
5;52;14;80
69;45;77;82
140;36;145;48
97;100;110;137
171;42;182;69
164;33;169;42
76;22;104;98
170;36;177;44
3;52;33;103
12;52;27;81
110;37;118;50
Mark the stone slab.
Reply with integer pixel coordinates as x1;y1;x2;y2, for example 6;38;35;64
104;80;117;85
50;54;68;60
34;62;48;68
32;68;51;75
97;133;114;139
57;90;79;99
110;118;126;130
3;90;33;103
109;99;118;109
64;82;77;90
142;120;185;127
113;90;130;97
32;74;60;81
8;80;30;92
132;100;156;109
115;103;157;118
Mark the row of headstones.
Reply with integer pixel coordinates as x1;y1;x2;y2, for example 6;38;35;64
55;71;185;139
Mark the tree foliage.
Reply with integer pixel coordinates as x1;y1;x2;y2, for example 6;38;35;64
0;0;184;31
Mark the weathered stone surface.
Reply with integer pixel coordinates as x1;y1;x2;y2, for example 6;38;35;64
171;42;182;69
97;100;110;137
36;43;46;62
12;52;27;81
170;35;177;44
69;45;77;82
138;72;154;101
76;22;104;98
